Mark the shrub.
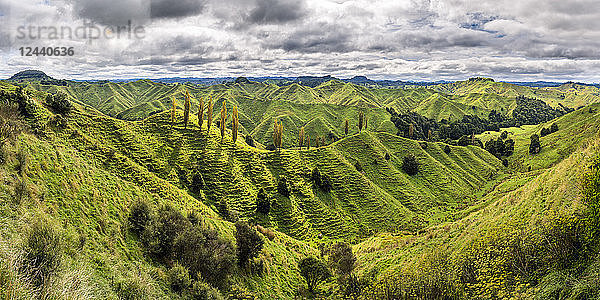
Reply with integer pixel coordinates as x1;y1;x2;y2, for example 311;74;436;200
529;134;541;154
444;145;451;154
245;135;255;147
402;155;419;176
216;199;237;222
277;176;290;197
540;127;550;137
500;131;508;140
167;264;191;294
550;123;558;133
190;171;204;194
299;257;331;293
384;153;390;160
188;280;225;300
354;161;363;172
173;226;235;287
320;175;332;192
235;221;264;267
115;276;153;300
311;167;332;192
188;211;200;226
256;188;270;215
502;158;508;167
256;225;276;241
129;200;153;235
140;205;190;261
328;242;356;277
20;219;64;287
45;93;72;115
311;167;322;187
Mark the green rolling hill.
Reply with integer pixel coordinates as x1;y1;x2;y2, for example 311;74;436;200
433;77;600;109
2;75;600;299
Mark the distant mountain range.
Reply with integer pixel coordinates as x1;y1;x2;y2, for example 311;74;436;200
9;69;596;88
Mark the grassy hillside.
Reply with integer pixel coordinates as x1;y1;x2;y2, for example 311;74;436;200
352;105;600;299
434;77;600;109
477;103;600;171
4;76;600;299
0;83;510;298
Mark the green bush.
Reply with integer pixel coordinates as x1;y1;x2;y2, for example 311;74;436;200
245;135;255;147
167;264;191;294
255;188;271;215
311;167;332;192
128;200;153;235
140;205;190;261
235;221;264;267
216;199;237;222
20;219;64;287
401;155;419;176
173;226;234;287
529;134;541;154
277;176;290;197
299;256;331;293
188;280;225;300
444;145;451;154
45;93;72;115
328;242;356;277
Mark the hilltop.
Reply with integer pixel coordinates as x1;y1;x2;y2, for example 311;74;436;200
8;70;54;82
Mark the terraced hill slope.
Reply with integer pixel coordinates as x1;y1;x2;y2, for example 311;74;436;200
0;83;507;298
353;106;600;298
434;77;600;109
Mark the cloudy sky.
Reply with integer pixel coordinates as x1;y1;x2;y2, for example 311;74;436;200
1;0;600;82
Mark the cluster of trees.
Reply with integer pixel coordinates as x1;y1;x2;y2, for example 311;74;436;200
44;92;72;115
540;123;559;137
298;241;358;296
388;96;570;159
311;167;333;192
128;201;266;297
387;108;505;142
512;96;572;126
273;119;284;150
171;91;241;143
484;131;515;162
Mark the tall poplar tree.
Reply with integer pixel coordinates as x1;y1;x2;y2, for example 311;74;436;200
183;89;191;129
220;100;227;142
232;105;239;142
299;127;305;148
344;119;349;136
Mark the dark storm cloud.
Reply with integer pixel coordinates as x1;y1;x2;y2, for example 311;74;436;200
71;0;149;25
245;0;306;24
281;30;351;53
71;0;205;25
150;0;206;19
